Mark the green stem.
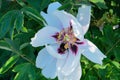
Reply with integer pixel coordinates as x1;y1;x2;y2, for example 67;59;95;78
105;39;120;55
12;49;35;65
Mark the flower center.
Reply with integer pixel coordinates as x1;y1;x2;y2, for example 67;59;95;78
58;27;77;44
52;24;84;55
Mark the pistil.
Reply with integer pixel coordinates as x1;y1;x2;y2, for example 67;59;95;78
52;24;83;55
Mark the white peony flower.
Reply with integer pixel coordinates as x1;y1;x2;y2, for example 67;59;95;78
30;2;106;80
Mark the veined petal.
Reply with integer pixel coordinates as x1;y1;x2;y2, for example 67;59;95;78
57;50;81;76
82;39;106;65
45;44;68;59
47;2;62;14
54;11;84;40
36;48;57;79
30;26;60;47
36;48;52;68
71;19;84;40
42;58;57;79
58;63;82;80
54;11;70;28
77;39;90;50
77;5;91;35
41;11;63;29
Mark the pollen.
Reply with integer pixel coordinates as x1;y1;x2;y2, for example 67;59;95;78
52;23;83;54
64;34;70;41
64;43;69;49
72;38;77;43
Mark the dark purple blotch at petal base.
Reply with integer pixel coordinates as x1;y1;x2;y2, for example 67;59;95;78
58;43;66;54
75;41;84;45
52;32;59;39
70;44;78;55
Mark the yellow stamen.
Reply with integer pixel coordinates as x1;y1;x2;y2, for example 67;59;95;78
73;38;77;42
64;43;69;49
64;34;70;41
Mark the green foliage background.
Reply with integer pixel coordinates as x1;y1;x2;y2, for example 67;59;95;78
0;0;120;80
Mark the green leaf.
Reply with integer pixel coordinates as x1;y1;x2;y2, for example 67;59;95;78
89;0;107;9
0;10;24;39
0;0;1;9
89;75;97;80
0;10;15;39
0;40;11;51
112;61;120;69
16;0;26;7
0;55;19;74
21;7;44;24
13;63;37;80
102;25;114;46
39;0;50;11
17;0;50;12
58;2;72;10
94;64;107;69
108;66;120;80
21;43;35;61
20;43;30;50
21;26;28;32
114;47;120;61
14;30;34;44
26;0;41;11
0;50;11;66
14;11;24;32
5;38;19;52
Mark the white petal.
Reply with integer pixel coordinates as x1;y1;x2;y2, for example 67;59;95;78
82;39;106;65
57;50;81;76
41;11;63;29
30;26;60;47
42;58;57;79
47;2;62;14
54;11;84;40
53;11;77;28
77;5;91;35
36;48;57;79
45;44;68;59
58;63;82;80
71;19;84;41
36;48;52;68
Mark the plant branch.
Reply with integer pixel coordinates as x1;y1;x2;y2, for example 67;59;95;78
106;39;120;55
13;49;35;65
